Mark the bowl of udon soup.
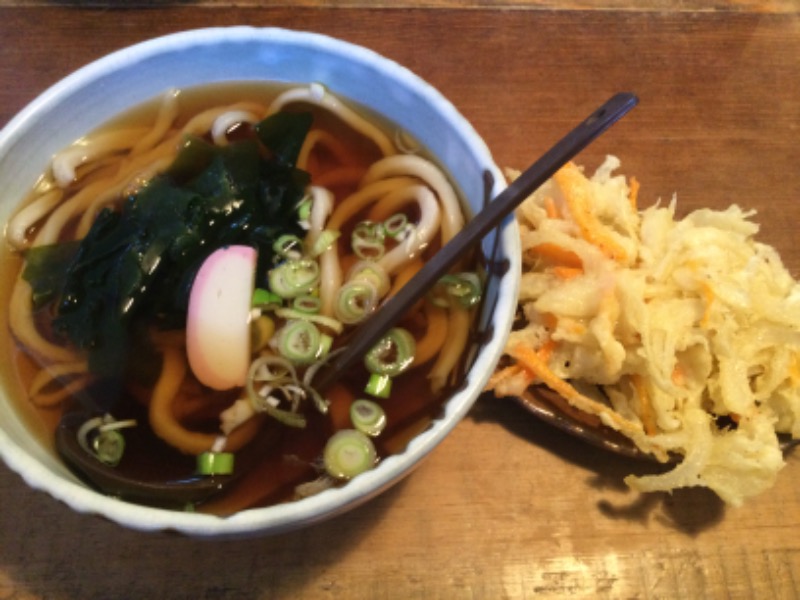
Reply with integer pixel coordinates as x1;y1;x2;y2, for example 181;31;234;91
0;27;519;536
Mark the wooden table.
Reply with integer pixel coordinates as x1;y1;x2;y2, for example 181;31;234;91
1;2;799;598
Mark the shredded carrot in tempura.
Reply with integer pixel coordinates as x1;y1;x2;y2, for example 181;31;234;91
700;281;715;328
488;155;800;506
527;243;583;269
630;374;657;435
551;266;583;280
554;162;629;263
628;176;640;210
544;196;560;219
508;343;645;440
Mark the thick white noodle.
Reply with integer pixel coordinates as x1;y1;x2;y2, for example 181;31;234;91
306;185;334;247
9;279;76;363
6;188;64;250
267;83;396;158
377;185;441;275
50;128;150;188
129;89;180;156
211;110;259;146
181;102;266;137
360;155;464;243
318;177;415;316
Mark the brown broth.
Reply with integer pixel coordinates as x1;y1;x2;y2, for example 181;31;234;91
1;82;479;514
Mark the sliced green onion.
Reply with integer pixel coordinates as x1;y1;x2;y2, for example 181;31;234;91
197;451;235;475
353;220;385;243
274;307;344;334
278;320;323;365
347;260;390;297
351;220;385;260
383;213;409;238
318;333;333;358
431;272;483;308
297;195;313;222
252;287;282;308
293;295;321;314
365;373;392;398
268;258;320;299
245;357;306;428
335;281;378;324
352;238;385;260
304;384;331;415
76;415;136;467
273;234;304;259
93;429;126;466
323;429;377;480
350;399;387;437
365;327;416;376
249;354;297;383
312;229;340;256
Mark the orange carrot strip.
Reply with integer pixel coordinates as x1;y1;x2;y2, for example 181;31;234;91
485;364;535;393
552;266;583;280
537;338;557;363
508;343;644;439
554;162;628;263
527;243;583;269
671;364;687;387
700;281;715;328
628;176;640;211
544;196;560;219
631;374;657;435
789;353;800;388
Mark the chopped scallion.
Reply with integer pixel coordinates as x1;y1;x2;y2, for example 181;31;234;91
431;272;483;308
274;307;344;334
93;429;126;466
268;258;320;298
273;234;304;259
364;327;416;377
351;220;385;260
297;195;313;222
318;333;334;358
323;429;377;480
383;213;410;239
293;295;321;314
350;399;387;437
252;287;282;308
335;281;378;324
365;373;392;398
278;319;323;364
347;260;390;297
311;229;340;256
76;414;136;467
197;451;235;475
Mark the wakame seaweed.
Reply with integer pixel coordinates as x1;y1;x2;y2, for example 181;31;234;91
29;111;312;378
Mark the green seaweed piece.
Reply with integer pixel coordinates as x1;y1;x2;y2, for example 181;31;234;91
39;111;312;379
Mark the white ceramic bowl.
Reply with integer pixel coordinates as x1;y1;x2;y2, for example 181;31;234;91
0;27;519;536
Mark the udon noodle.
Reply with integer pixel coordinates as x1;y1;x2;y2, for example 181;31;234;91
3;82;483;512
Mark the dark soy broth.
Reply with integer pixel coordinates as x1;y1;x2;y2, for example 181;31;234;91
1;82;481;514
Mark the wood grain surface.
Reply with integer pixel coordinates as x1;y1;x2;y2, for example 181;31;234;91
1;1;798;13
1;4;799;599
